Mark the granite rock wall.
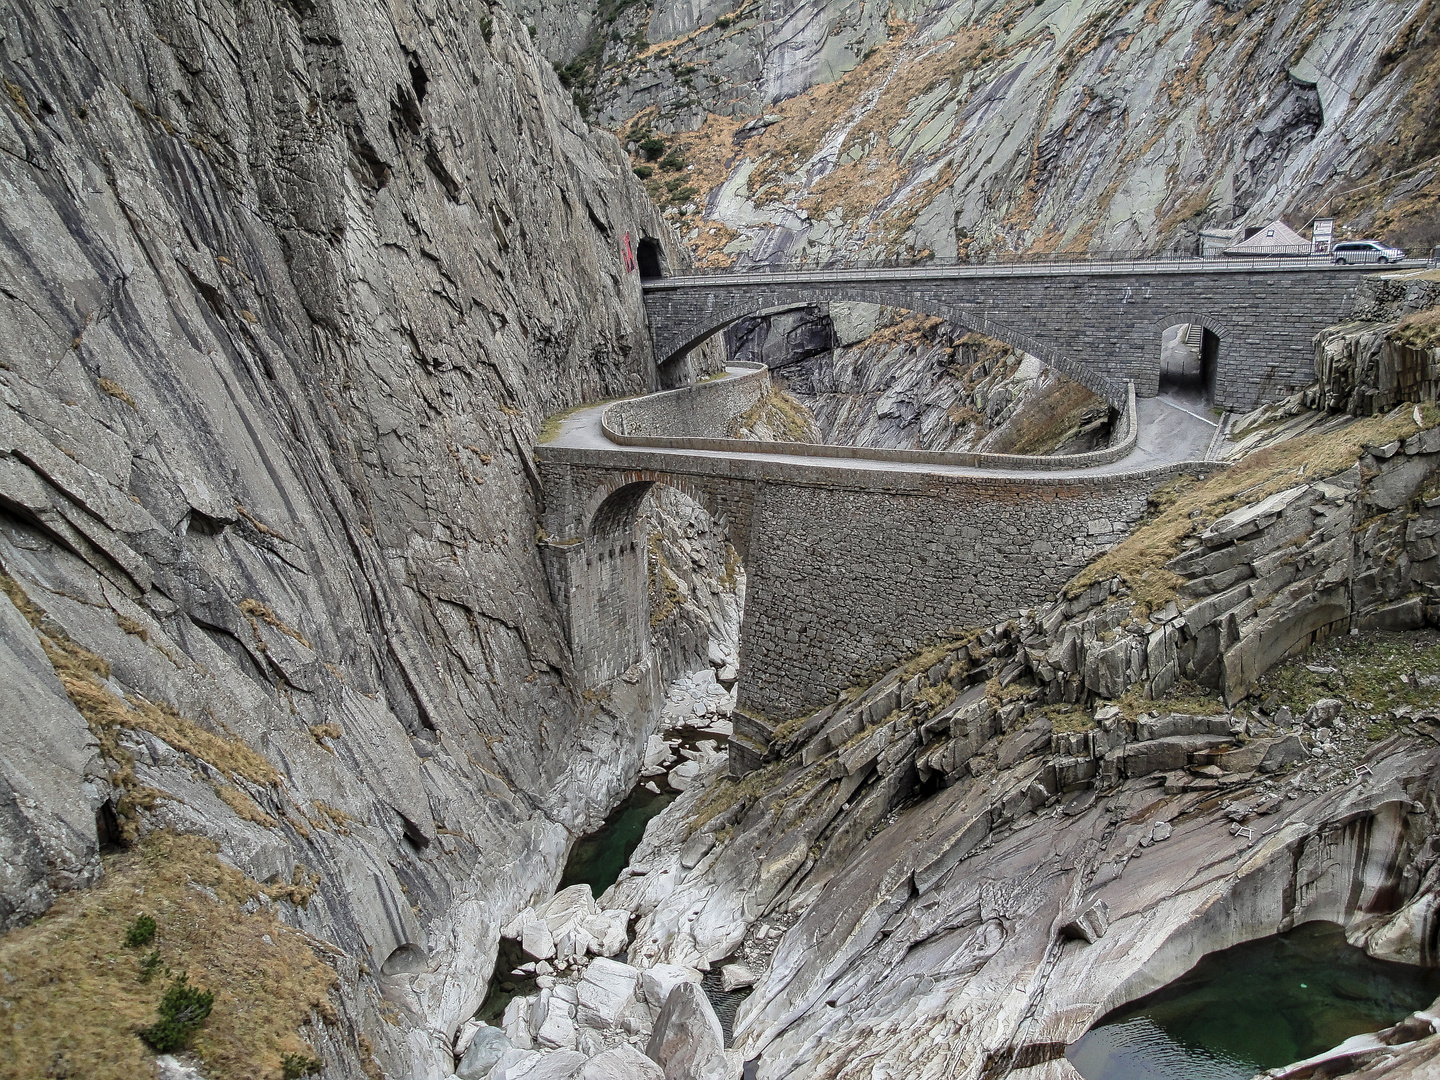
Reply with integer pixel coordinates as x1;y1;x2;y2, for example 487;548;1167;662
0;0;691;1074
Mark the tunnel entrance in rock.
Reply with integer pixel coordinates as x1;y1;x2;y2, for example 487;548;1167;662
636;237;665;279
1158;321;1219;405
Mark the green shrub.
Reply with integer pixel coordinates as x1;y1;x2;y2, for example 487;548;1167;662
633;164;654;178
659;153;685;171
137;974;214;1052
527;24;537;38
123;914;156;948
638;136;667;159
138;950;163;984
479;16;493;42
282;1052;324;1079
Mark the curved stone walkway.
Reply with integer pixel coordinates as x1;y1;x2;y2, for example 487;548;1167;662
544;367;1218;479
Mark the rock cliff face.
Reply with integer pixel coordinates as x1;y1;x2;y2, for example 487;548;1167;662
0;0;692;1075
591;407;1440;1080
584;0;1438;265
1313;274;1440;416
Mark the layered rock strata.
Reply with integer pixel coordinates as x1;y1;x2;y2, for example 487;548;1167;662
0;0;699;1075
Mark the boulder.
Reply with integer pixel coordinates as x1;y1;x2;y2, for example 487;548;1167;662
502;995;535;1049
720;963;756;991
496;1050;587;1079
456;1026;511;1079
534;985;579;1049
538;885;600;935
580;1045;666;1080
640;962;704;1007
577;957;641;1030
645;981;728;1080
522;920;556;961
583;909;629;957
1135;713;1229;741
1122;735;1230;778
1303;698;1344;726
1259;734;1307;773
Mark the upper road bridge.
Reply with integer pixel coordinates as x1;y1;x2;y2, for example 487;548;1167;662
641;256;1411;412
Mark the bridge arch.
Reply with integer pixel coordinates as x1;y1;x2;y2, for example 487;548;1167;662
656;290;1126;407
1153;311;1229;402
582;470;733;551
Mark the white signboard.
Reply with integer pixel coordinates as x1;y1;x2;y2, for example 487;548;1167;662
1312;218;1334;256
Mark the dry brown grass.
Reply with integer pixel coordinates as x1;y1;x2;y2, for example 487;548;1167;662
1068;404;1440;615
1394;304;1440;348
727;386;819;441
239;599;311;650
985;376;1105;455
0;831;336;1080
2;570;278;840
98;377;137;410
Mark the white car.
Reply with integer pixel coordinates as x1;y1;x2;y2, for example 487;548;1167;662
1332;240;1407;264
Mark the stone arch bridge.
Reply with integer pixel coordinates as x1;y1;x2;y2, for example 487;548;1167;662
537;367;1215;768
642;258;1381;411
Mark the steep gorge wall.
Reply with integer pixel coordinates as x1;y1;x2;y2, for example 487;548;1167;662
586;0;1439;265
0;0;688;1075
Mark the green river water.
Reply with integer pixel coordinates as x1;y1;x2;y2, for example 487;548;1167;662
1067;921;1440;1080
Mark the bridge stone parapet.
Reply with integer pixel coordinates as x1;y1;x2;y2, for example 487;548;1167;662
643;262;1379;412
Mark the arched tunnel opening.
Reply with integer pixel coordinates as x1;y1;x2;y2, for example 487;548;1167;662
636;237;665;280
1159;321;1219;405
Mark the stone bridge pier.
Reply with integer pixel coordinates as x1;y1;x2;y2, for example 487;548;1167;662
536;443;1202;769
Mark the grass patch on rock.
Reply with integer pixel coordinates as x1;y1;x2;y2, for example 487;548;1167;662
1067;403;1440;616
1255;628;1440;739
0;831;335;1080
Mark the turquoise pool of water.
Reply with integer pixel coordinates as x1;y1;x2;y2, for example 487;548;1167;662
558;784;677;899
1067;921;1440;1080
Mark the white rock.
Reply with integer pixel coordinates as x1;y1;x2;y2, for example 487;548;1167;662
720;963;756;991
645;981;728;1080
502;908;536;941
538;885;600;935
584;909;630;957
644;734;670;768
577;957;641;1029
454;1018;485;1057
498;1049;587;1080
640;963;704;1007
156;1057;204;1080
668;760;702;792
534;986;578;1049
1152;820;1173;842
503;995;535;1049
580;1044;666;1080
522;920;555;961
456;1025;511;1079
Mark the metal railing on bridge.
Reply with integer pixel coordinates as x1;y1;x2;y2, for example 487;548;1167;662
655;249;1426;280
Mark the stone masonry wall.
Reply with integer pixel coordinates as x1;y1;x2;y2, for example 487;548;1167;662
644;266;1371;411
537;447;1211;724
605;363;769;439
737;465;1196;719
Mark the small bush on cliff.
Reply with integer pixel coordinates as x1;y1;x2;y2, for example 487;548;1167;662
124;913;156;948
633;164;654;179
137;974;214;1052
